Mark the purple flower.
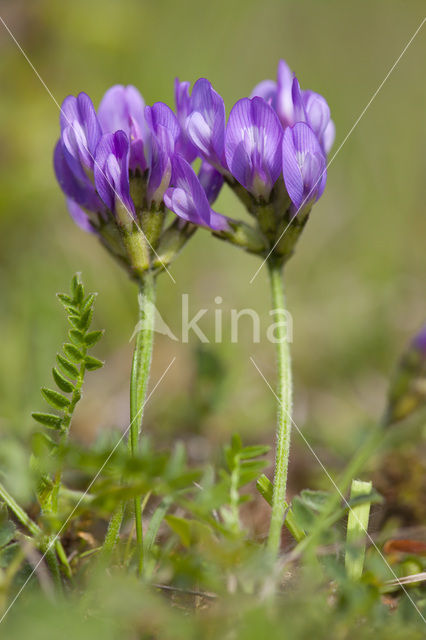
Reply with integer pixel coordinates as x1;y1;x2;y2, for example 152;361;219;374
197;160;224;205
164;155;228;230
185;78;226;169
225;97;283;200
282;122;327;211
251;60;335;154
94;131;135;217
145;102;180;206
412;325;426;355
250;79;278;108
65;198;96;233
53;140;104;230
302;90;335;154
60;92;102;174
276;59;298;128
98;84;148;172
174;79;198;163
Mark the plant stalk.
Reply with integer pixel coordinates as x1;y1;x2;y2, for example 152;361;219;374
266;260;293;556
129;271;156;574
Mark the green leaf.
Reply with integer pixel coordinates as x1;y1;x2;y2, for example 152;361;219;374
165;515;192;547
68;314;82;329
32;431;58;457
256;474;273;505
297;489;331;513
74;283;84;305
71;274;82;298
41;387;70;410
0;542;20;568
0;520;16;548
79;307;94;331
63;343;83;362
239;445;270;460
85;355;104;371
69;329;85;347
84;330;104;347
52;367;74;393
32;412;62;430
57;293;73;306
81;294;95;314
57;354;79;378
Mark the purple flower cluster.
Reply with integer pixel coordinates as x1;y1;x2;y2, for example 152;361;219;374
54;87;182;231
54;59;333;269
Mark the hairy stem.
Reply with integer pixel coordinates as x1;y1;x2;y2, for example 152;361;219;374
266;260;293;556
130;271;156;575
0;482;41;538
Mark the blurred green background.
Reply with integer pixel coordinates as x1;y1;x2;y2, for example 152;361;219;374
0;0;425;493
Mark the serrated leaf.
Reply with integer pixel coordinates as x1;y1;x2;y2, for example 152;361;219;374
84;330;104;347
63;343;83;362
52;367;74;393
0;520;16;548
57;354;79;378
32;412;62;430
84;355;104;371
69;329;85;347
41;387;70;410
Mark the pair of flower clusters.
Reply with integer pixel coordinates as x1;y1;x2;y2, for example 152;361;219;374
54;60;334;276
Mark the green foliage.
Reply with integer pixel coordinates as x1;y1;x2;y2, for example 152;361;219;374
31;274;104;513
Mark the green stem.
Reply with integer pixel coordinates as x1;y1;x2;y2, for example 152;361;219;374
0;482;41;538
130;271;156;574
266;260;293;556
0;482;70;583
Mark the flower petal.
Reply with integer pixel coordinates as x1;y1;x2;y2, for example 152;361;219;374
198;160;224;204
94;131;135;215
145;102;180;205
186;78;226;166
225;97;282;199
165;155;227;230
276;59;296;127
60;93;101;170
250;79;277;107
54;140;103;212
66;198;95;233
282;122;327;210
98;84;148;170
174;78;198;162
